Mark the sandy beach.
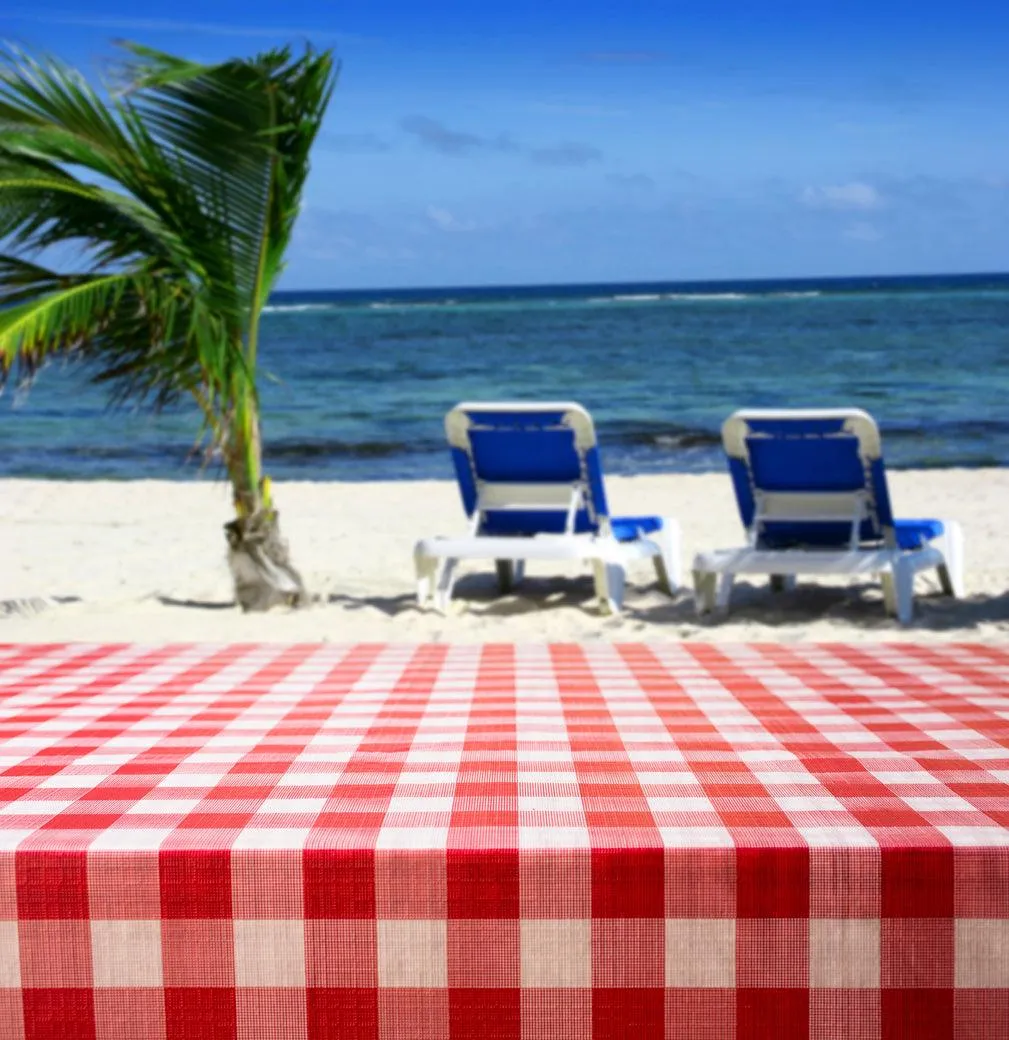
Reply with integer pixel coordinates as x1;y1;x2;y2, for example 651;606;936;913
1;470;1007;643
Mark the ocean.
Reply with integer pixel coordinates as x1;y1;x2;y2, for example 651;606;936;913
3;272;1009;481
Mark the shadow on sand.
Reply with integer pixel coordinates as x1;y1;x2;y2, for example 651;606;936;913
29;579;1004;635
324;572;1009;633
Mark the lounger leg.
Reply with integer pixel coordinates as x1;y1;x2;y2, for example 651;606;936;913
652;518;681;595
770;574;797;593
592;559;625;615
693;570;718;615
433;558;458;613
893;558;915;625
880;571;897;616
495;560;516;594
936;521;964;598
716;573;735;612
415;549;439;607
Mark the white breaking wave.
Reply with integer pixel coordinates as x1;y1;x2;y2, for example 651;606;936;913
663;292;748;301
262;303;336;314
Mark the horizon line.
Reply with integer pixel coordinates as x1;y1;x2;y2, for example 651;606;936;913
274;269;1009;296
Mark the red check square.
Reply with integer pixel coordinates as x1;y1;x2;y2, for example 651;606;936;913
880;989;953;1040
447;850;519;919
303;849;375;919
22;987;96;1040
881;849;954;918
737;847;809;918
448;988;521;1040
159;849;231;919
737;988;809;1040
306;987;379;1040
592;848;663;918
164;986;236;1040
17;850;89;919
592;988;665;1040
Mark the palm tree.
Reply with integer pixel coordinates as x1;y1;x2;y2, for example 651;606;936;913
0;42;336;610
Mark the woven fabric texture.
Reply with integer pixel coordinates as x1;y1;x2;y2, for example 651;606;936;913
0;641;1006;1039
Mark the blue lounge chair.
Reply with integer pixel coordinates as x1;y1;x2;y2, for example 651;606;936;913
414;402;681;614
692;408;964;624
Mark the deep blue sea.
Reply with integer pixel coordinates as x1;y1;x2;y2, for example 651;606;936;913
3;272;1009;480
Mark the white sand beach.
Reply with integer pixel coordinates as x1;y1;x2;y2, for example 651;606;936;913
2;471;1008;643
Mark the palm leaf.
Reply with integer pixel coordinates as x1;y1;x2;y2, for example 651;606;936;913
0;39;336;512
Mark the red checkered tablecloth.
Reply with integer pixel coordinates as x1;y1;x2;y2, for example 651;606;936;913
0;641;1007;1040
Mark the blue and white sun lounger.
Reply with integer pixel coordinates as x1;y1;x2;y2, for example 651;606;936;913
414;402;681;614
692;408;964;624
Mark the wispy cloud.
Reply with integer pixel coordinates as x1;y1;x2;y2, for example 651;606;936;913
529;142;602;167
399;116;514;156
401;113;601;167
800;182;882;211
7;11;349;40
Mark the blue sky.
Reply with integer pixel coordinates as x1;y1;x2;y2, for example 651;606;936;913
3;2;1009;288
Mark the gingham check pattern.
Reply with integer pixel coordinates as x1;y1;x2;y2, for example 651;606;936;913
0;641;1007;1040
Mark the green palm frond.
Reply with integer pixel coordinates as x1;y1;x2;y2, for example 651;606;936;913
0;271;135;380
0;39;336;504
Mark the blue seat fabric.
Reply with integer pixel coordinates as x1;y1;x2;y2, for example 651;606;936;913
727;419;943;551
451;408;658;542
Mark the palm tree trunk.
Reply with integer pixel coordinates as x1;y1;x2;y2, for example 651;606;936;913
223;406;308;612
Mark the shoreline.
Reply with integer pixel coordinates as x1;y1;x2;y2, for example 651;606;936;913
2;471;1008;644
4;456;1009;484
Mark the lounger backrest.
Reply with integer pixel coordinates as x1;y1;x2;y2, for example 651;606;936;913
722;409;897;549
445;403;610;536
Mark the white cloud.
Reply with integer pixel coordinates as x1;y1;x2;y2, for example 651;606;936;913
426;206;478;232
842;222;882;242
800;182;882;211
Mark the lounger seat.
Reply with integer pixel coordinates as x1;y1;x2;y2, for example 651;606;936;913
415;402;681;614
692;409;964;624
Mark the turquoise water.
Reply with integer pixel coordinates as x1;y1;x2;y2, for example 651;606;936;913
3;273;1009;480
